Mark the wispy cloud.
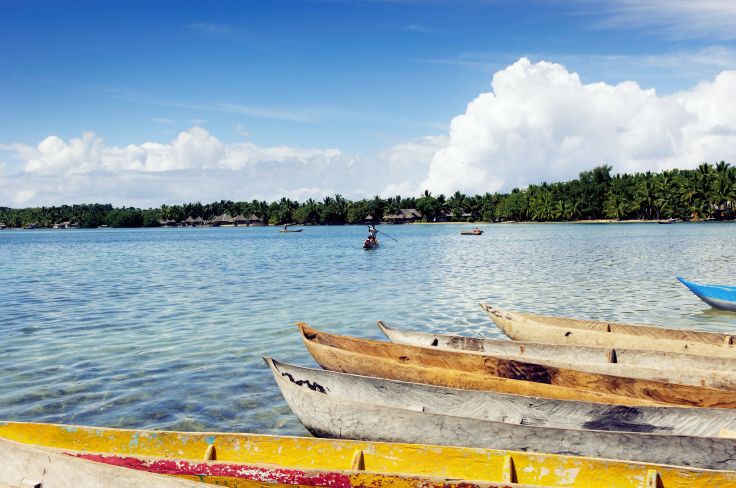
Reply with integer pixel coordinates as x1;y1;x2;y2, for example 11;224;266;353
186;22;235;38
578;0;736;40
84;85;354;123
406;23;446;34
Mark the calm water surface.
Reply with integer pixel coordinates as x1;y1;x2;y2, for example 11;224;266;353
1;223;736;435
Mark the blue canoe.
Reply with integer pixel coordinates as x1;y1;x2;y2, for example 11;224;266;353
677;276;736;311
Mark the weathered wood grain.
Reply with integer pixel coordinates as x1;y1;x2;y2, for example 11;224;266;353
482;304;736;358
299;323;736;407
378;321;736;389
269;358;736;436
269;357;736;471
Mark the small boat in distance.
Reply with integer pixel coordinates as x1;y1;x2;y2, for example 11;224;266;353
678;276;736;312
461;227;483;235
658;218;683;224
280;224;303;233
363;238;379;249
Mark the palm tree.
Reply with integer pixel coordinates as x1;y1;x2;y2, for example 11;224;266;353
654;172;679;219
447;191;466;220
709;161;736;218
634;174;657;220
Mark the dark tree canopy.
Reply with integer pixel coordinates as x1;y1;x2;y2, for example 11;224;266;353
2;162;735;228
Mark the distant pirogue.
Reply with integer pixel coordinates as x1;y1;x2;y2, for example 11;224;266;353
298;323;736;407
481;303;736;358
3;421;735;488
378;321;736;389
267;358;736;471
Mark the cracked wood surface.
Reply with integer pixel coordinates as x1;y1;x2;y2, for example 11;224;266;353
482;304;736;358
269;357;736;472
378;321;736;389
299;323;736;407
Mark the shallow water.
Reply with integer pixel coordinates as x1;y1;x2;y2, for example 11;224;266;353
1;223;735;435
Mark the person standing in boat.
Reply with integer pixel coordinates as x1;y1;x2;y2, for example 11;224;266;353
367;224;377;242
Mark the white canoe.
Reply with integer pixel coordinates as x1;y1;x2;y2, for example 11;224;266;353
378;321;736;389
267;358;736;471
0;436;205;488
482;304;736;358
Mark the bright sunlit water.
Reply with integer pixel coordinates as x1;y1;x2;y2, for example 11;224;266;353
2;223;736;435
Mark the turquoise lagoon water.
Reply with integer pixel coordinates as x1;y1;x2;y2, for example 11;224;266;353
1;223;736;435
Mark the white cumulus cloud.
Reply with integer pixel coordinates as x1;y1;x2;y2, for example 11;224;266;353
420;57;736;195
3;58;736;207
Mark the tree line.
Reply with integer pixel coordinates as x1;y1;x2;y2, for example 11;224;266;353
1;162;735;228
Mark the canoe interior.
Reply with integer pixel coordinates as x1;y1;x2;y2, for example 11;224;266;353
483;304;736;359
480;302;734;345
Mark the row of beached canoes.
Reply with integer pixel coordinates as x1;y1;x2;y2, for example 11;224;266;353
260;303;736;484
4;303;736;487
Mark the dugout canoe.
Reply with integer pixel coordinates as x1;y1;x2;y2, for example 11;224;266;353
678;276;736;312
268;357;736;471
0;422;529;488
268;357;736;436
481;304;736;358
0;436;205;488
378;321;736;389
0;421;704;488
299;323;736;407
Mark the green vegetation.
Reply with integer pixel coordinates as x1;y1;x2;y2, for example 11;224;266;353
1;162;735;228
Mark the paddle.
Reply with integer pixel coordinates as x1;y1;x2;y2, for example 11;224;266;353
376;229;398;242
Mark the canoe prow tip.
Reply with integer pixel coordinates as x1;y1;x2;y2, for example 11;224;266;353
480;303;508;319
376;320;391;337
262;356;276;370
296;322;319;341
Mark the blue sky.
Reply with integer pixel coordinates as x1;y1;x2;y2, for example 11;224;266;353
2;1;736;206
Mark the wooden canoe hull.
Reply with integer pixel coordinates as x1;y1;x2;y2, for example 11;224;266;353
302;326;660;406
481;302;736;346
378;321;736;389
0;436;205;488
4;422;727;488
482;304;736;358
268;358;736;437
678;276;736;311
299;323;736;407
268;358;736;471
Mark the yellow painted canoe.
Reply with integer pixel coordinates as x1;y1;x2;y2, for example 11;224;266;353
2;421;736;487
482;304;736;358
299;323;736;407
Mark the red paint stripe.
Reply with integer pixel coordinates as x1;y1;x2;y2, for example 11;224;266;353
70;453;354;487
